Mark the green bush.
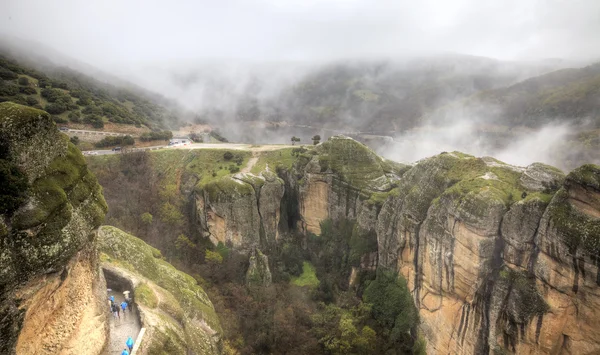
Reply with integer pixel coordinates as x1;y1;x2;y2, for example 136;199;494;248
17;77;29;86
0;68;18;80
25;96;38;106
95;135;135;148
140;130;173;141
83;114;104;128
363;271;419;341
223;151;234;160
52;115;68;124
46;102;68;114
70;136;80;145
0;81;18;96
68;111;81;123
19;86;37;95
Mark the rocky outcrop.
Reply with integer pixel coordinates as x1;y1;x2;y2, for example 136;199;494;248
98;226;222;355
0;102;108;354
246;248;273;286
195;171;285;250
190;136;600;354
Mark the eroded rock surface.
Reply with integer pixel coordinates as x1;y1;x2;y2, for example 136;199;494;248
0;102;108;354
191;135;600;354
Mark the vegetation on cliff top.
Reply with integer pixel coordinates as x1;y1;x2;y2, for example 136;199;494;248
549;164;600;254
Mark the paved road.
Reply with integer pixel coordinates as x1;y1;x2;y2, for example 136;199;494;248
105;290;140;355
64;129;140;138
84;143;295;156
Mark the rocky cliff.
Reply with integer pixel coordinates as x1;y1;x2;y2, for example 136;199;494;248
0;102;108;354
192;136;600;354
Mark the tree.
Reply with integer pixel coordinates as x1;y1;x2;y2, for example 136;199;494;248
25;96;38;106
0;68;18;80
70;136;80;145
17;77;29;86
141;212;153;225
312;135;321;145
363;270;419;347
159;202;183;226
291;136;301;145
223;151;234;161
19;86;37;95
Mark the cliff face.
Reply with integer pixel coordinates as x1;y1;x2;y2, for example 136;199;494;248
0;102;108;354
193;135;600;354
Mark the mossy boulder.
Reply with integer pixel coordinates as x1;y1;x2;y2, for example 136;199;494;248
0;102;107;354
98;226;222;354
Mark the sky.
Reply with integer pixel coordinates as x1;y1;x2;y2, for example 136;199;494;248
2;0;600;69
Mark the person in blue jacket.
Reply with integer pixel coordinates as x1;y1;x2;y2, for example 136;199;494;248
121;300;128;313
126;336;134;351
121;348;129;355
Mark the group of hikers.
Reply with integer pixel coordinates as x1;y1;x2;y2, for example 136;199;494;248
107;289;136;355
108;290;132;319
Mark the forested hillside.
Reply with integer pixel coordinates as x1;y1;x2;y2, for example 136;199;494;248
0;53;181;129
430;61;600;128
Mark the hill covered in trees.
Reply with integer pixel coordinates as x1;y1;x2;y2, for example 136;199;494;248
0;52;183;129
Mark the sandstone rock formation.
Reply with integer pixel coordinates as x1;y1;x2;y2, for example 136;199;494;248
0;102;108;354
191;135;600;354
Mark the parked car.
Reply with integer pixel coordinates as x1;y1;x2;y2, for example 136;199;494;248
59;126;69;131
112;147;122;152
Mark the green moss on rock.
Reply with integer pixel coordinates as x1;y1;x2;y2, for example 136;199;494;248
314;136;389;189
98;226;221;333
135;283;158;308
566;164;600;190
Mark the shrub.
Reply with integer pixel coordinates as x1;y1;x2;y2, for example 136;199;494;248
25;96;38;106
228;165;240;173
38;78;51;88
52;115;68;124
139;130;173;142
141;212;153;225
210;130;228;142
19;86;37;95
95;135;135;148
68;111;81;123
0;68;18;80
83;114;104;128
223;151;234;160
0;81;18;96
205;249;224;264
17;77;29;86
45;102;68;114
70;136;80;145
